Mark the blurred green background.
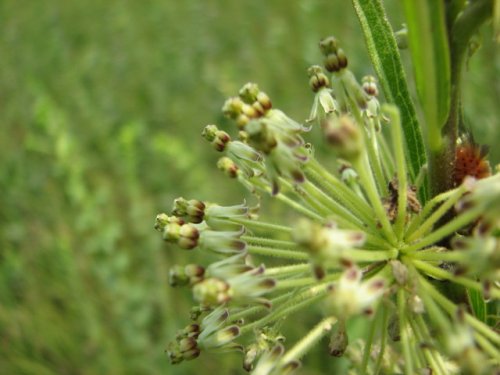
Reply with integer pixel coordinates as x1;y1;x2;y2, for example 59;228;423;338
1;1;498;374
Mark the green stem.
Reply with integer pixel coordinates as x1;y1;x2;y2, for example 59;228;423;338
302;180;368;230
230;218;292;234
385;105;408;240
278;316;338;365
405;186;459;237
360;309;378;375
431;0;493;196
353;154;397;245
231;291;294;321
474;331;500;362
306;158;374;220
376;131;396;179
418;275;500;345
373;304;389;375
242;235;296;249
251;178;324;221
412;259;500;299
247;245;309;261
264;263;310;277
366;119;388;196
414;315;448;375
402;205;482;253
397;289;415;375
239;283;331;335
410;249;464;262
406;184;466;241
277;178;327;220
274;273;340;290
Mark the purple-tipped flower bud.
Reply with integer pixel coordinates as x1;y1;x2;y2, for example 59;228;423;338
336;48;348;69
362;75;379;97
329;324;349;357
257;91;272;111
217;157;239;178
308;65;330;92
173;197;206;223
201;325;241;349
324;53;340;73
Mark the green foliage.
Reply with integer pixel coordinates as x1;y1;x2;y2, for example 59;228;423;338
402;0;451;149
351;0;427;188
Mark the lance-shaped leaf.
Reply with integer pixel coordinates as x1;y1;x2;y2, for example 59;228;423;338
402;0;451;152
351;0;427;197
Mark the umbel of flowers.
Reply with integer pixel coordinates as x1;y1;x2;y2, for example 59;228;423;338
156;37;499;374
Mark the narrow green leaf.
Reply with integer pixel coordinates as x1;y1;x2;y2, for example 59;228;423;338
351;0;427;200
468;288;487;323
402;0;451;152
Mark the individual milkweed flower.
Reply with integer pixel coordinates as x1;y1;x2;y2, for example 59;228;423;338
243;327;286;371
169;264;205;287
193;255;275;307
197;306;242;353
322;114;364;161
202;124;264;177
198;225;247;255
250;344;300;375
307;65;338;125
172;197;206;223
326;266;385;318
238;82;272;115
155;213;200;249
245;119;308;194
166;306;242;364
451;231;500;279
319;37;367;112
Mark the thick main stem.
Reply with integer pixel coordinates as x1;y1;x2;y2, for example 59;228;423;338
429;0;493;196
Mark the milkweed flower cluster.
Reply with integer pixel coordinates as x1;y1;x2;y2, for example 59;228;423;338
156;37;499;374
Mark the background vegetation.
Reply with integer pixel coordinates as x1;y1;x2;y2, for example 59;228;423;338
1;1;497;374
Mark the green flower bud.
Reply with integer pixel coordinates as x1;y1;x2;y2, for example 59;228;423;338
319;36;338;56
172;197;206;223
222;97;244;119
200;325;241;349
193;277;232;306
201;124;219;142
323;115;363;161
336;48;348;69
395;26;408;49
308;65;330;92
257;91;272;111
217;157;239;178
329;323;349;357
324;53;340;73
169;265;190;287
239;82;260;104
155;213;184;231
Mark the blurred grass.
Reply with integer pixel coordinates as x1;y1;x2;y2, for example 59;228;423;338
0;1;497;374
